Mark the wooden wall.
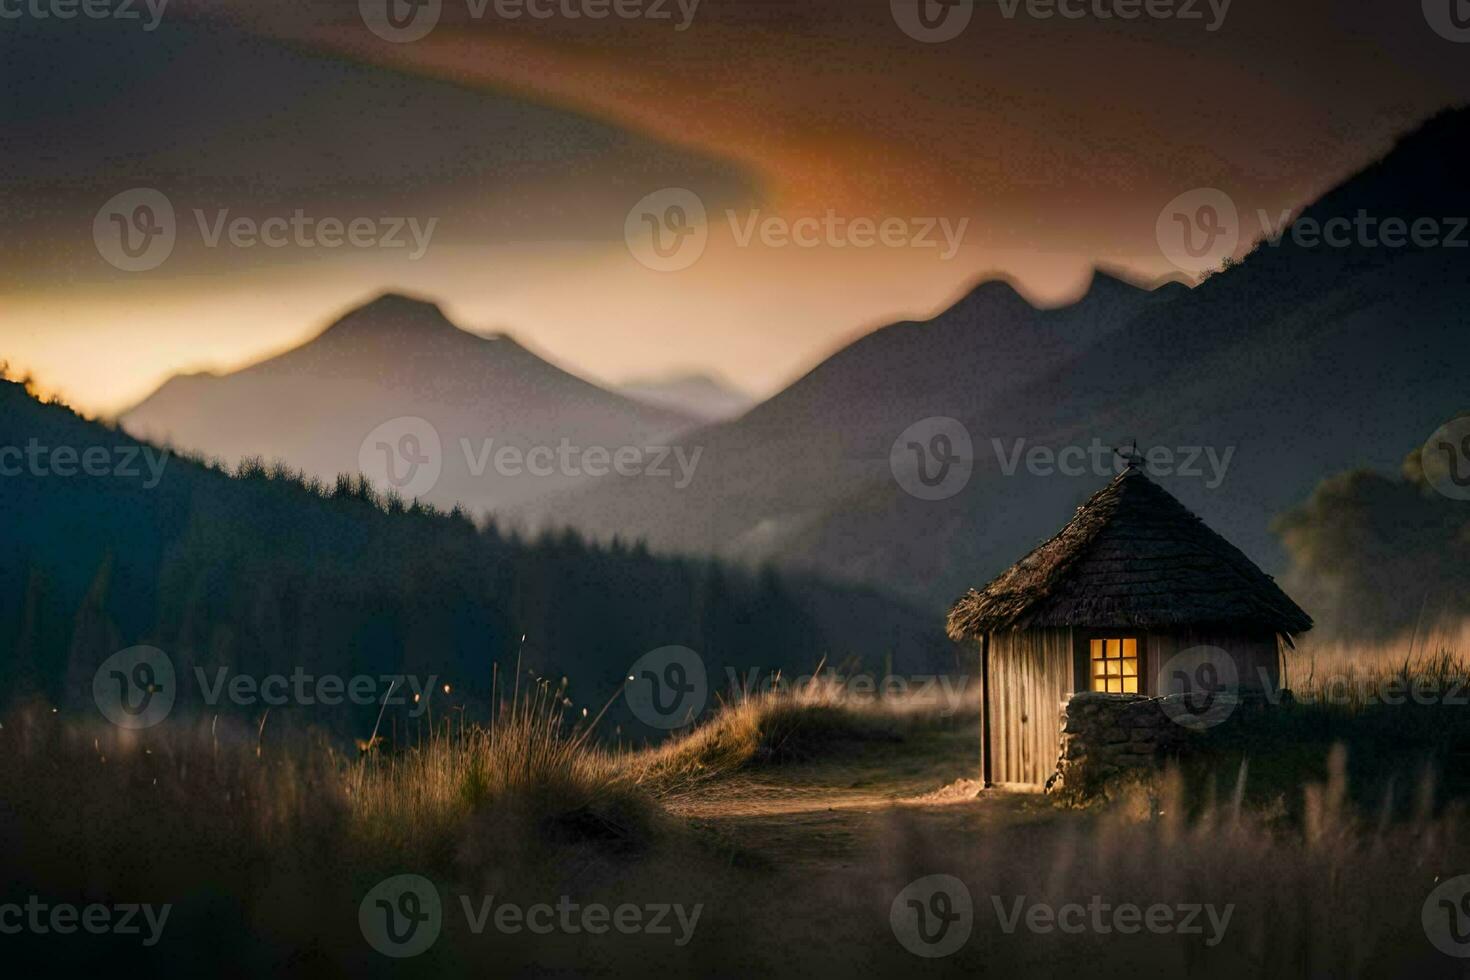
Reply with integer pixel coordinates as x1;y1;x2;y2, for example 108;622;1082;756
984;627;1073;789
984;627;1286;789
1146;629;1282;693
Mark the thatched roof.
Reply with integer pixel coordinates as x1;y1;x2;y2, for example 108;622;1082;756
946;466;1313;639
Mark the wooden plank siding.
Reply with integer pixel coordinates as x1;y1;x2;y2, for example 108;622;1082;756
984;627;1286;789
984;628;1074;789
1147;629;1283;694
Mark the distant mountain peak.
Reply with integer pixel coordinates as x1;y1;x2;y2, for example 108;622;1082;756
951;277;1033;312
1069;268;1151;308
320;291;461;340
618;371;755;424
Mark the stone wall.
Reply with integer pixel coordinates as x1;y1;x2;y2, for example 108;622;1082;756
1046;690;1276;798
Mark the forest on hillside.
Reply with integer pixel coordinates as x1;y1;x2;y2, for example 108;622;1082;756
0;378;951;740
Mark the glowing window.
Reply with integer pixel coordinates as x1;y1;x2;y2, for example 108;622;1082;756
1090;638;1139;694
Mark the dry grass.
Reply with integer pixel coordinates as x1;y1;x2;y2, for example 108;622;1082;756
5;645;1470;976
349;676;656;867
629;672;977;803
1285;618;1470;711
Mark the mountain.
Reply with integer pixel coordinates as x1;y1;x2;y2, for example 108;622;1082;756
0;377;956;734
511;268;1180;570
122;294;698;513
617;373;756;425
516;108;1470;615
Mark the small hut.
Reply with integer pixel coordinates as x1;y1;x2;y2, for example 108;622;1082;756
947;460;1312;790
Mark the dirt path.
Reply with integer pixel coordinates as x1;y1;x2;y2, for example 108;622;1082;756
669;727;1059;875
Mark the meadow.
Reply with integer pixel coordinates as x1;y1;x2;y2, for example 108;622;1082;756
5;627;1470;977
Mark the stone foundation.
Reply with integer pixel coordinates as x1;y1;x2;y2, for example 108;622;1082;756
1046;690;1277;798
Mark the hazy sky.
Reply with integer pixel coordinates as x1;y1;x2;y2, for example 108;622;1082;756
4;0;1466;414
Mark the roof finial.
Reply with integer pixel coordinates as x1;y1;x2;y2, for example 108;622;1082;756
1114;438;1144;473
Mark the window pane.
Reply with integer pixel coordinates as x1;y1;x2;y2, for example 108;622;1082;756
1107;639;1120;658
1122;677;1138;693
1091;639;1103;658
1123;638;1137;657
1122;658;1137;676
